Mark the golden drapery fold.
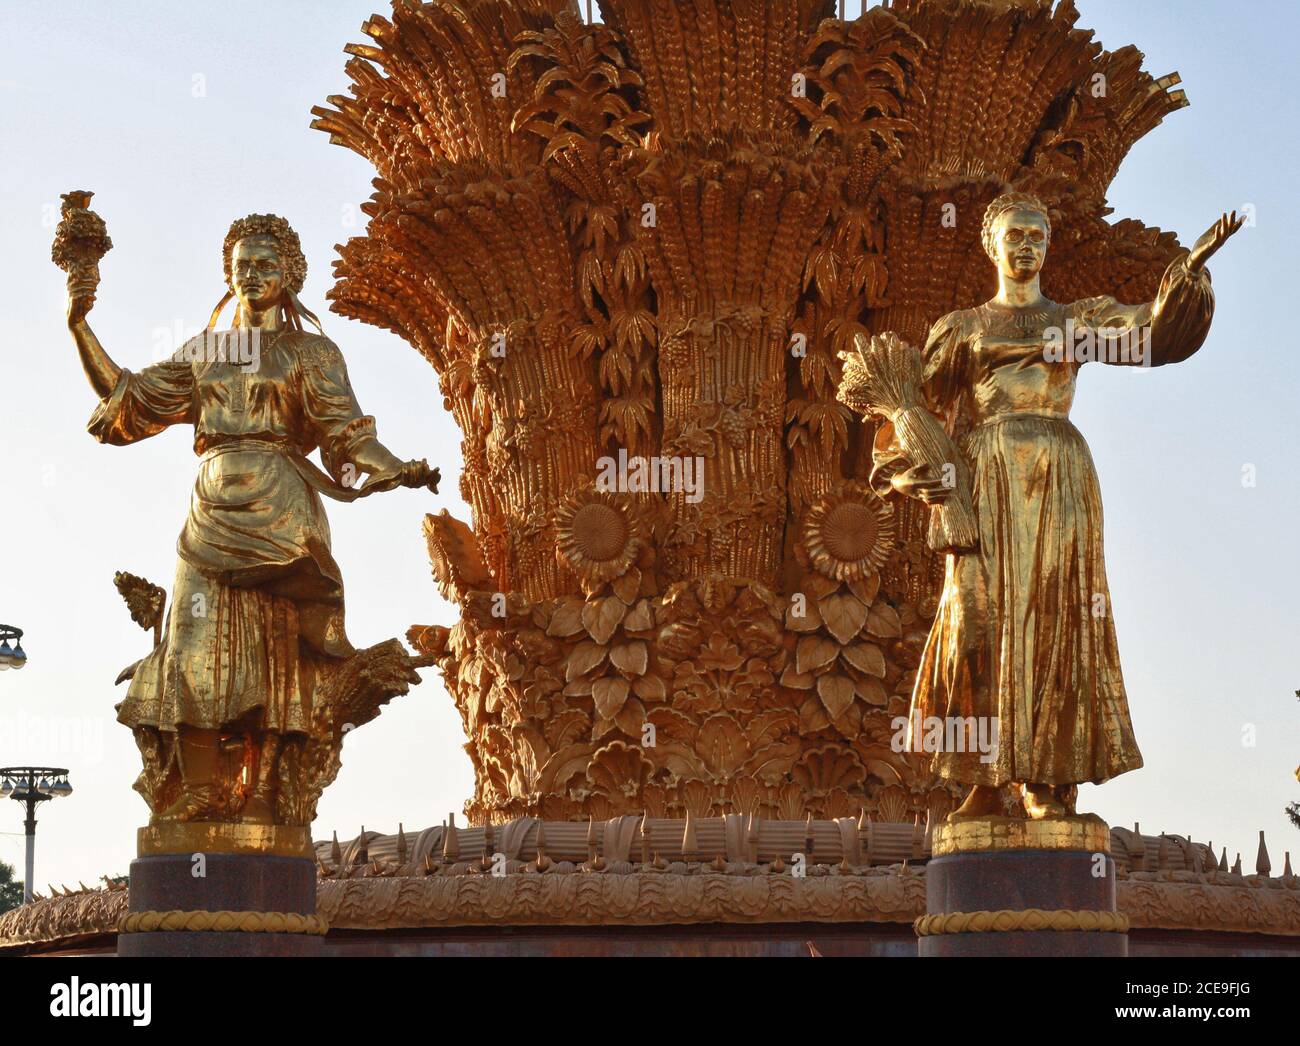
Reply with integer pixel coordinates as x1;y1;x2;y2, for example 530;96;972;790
89;330;382;734
875;254;1215;786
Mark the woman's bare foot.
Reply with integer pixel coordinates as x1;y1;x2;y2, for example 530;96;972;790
1021;783;1067;819
949;784;1003;819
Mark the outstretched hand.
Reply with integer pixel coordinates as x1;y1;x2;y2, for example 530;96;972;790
1187;210;1246;272
357;459;441;497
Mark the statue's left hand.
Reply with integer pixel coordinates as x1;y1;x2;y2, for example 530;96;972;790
1187;210;1246;272
357;459;440;497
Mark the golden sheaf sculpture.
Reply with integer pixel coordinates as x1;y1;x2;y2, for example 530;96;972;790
298;0;1241;827
59;206;440;834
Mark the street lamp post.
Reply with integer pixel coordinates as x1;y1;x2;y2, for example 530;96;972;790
1;768;72;904
0;625;28;670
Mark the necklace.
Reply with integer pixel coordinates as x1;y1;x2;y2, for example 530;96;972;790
981;300;1055;338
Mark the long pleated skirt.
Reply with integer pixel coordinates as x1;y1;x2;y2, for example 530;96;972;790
909;412;1144;786
115;444;348;736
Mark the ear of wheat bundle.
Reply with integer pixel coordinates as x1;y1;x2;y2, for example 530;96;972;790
837;332;978;553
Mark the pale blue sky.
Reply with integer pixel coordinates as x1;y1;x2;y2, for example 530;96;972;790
0;0;1296;890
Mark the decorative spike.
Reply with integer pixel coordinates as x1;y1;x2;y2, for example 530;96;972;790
1283;852;1293;878
746;811;760;864
1131;827;1147;871
534;821;551;871
356;827;369;865
682;809;698;857
1219;847;1229;872
1231;854;1242;876
587;815;598;862
639;811;651;865
1157;834;1170;871
396;823;408;865
1255;830;1271;877
442;816;460;861
711;853;727;873
330;831;342;864
911;812;925;860
771;854;785;874
804;812;815;862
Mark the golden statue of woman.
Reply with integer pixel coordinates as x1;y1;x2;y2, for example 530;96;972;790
855;193;1243;821
65;213;437;826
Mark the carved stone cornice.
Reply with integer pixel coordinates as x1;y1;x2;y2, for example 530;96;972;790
1119;873;1300;937
315;868;926;929
4;867;1298;949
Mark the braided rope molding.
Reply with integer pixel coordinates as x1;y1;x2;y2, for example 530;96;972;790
914;908;1130;936
118;910;329;936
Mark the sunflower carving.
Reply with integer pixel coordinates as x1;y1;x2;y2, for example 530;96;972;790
799;482;896;582
554;489;645;589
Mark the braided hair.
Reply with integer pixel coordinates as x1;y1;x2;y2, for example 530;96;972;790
981;192;1050;260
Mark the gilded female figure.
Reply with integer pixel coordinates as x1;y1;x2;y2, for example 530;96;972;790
872;193;1243;819
67;214;434;824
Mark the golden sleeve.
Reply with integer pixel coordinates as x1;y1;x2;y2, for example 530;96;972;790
87;360;194;445
1074;252;1215;367
297;336;383;482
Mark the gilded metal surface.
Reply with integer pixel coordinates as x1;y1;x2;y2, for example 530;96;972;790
914;908;1130;936
931;814;1112;856
59;205;439;840
118;910;328;935
841;200;1241;815
313;0;1240;825
136;822;314;860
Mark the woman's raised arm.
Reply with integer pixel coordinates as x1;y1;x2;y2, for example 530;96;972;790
1080;211;1245;368
67;275;122;399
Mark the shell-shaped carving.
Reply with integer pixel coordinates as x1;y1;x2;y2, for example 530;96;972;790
586;741;653;797
792;744;867;795
728;776;767;816
875;784;912;824
679;778;717;818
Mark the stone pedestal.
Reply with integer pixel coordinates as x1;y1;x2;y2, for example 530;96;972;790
118;824;324;957
917;816;1128;957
